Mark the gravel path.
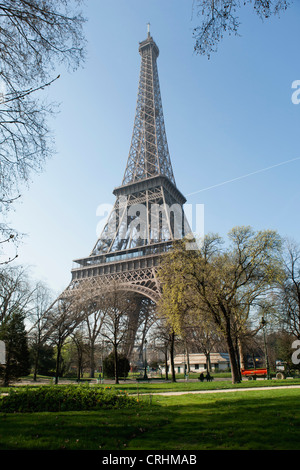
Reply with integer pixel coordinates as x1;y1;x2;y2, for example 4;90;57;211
151;385;300;396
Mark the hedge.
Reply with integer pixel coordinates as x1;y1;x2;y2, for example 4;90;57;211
0;385;138;413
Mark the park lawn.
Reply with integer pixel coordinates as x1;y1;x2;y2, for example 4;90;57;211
0;387;300;450
104;378;300;395
130;389;300;450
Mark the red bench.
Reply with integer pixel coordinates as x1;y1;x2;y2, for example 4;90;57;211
241;368;267;379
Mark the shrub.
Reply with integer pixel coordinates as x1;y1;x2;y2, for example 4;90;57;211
0;385;138;413
103;352;130;379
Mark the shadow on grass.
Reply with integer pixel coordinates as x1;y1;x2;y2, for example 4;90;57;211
0;403;168;450
0;389;300;450
129;390;300;450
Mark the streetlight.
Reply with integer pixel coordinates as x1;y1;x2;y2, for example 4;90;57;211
143;338;148;380
261;316;271;380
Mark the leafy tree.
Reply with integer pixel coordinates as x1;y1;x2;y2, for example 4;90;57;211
103;352;130;380
29;343;56;377
158;226;282;383
0;310;30;386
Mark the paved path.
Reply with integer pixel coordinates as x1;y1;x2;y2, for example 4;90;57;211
150;385;300;396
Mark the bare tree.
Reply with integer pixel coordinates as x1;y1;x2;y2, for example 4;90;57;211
46;296;86;384
71;327;89;382
276;238;300;339
0;0;86;260
27;281;54;380
149;320;171;380
0;264;34;323
85;303;106;378
186;316;221;372
192;0;291;58
100;285;137;384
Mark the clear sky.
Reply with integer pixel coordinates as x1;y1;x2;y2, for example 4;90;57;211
5;0;300;296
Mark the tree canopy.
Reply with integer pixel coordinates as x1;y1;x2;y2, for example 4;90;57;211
158;226;283;383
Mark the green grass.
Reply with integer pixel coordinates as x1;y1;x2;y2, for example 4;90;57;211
107;377;300;394
3;377;300;396
0;385;300;450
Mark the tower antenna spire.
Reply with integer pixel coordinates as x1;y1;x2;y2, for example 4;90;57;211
147;22;151;37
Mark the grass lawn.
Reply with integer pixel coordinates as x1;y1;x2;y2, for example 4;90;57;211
0;385;300;450
103;377;300;395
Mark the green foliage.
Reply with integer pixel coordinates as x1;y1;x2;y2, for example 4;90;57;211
158;227;283;383
0;385;138;413
103;352;130;379
0;386;300;449
0;311;30;385
29;344;56;376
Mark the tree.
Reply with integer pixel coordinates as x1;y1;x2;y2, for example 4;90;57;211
0;0;86;260
85;304;106;378
192;0;291;58
185;315;222;372
71;328;88;381
0;265;34;324
103;352;130;380
27;282;54;380
158;226;282;383
29;343;56;377
46;296;86;384
275;238;300;339
0;310;30;386
100;285;137;384
149;319;172;380
267;329;298;371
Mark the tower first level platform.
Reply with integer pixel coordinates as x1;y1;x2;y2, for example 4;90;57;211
68;29;191;305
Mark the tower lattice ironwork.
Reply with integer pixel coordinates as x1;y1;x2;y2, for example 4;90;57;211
60;30;192;356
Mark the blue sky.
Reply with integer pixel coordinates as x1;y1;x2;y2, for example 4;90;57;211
6;0;300;295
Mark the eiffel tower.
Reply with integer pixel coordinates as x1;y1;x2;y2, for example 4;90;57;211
65;27;192;356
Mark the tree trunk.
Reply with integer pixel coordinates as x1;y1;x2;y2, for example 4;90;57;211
238;337;246;370
170;331;176;383
90;343;95;378
185;341;190;373
3;352;10;387
114;346;119;384
235;337;242;382
205;352;212;372
55;345;62;385
225;322;241;383
33;348;39;381
77;363;81;382
77;352;83;382
164;349;168;381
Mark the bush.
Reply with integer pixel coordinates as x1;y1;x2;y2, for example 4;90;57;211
103;352;130;379
0;385;138;413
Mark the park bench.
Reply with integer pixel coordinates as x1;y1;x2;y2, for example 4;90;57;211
136;377;150;383
241;368;267;380
198;374;214;382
